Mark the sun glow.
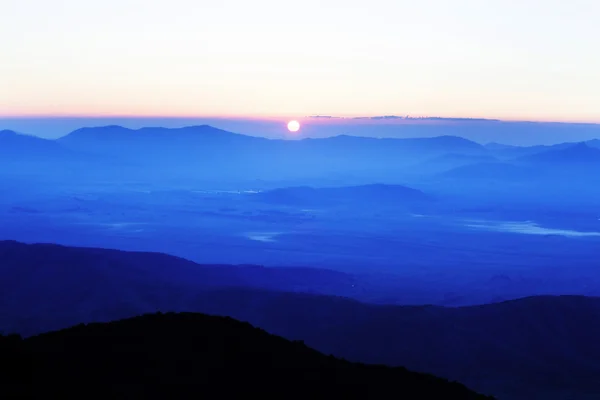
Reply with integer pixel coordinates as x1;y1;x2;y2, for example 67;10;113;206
287;120;300;132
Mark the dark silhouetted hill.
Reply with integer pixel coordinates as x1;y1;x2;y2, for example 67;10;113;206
0;312;493;399
1;241;600;399
0;240;361;331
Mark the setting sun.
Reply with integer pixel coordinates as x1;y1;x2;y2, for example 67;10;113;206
287;120;300;132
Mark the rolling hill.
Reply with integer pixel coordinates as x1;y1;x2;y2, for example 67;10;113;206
1;241;599;399
0;312;493;399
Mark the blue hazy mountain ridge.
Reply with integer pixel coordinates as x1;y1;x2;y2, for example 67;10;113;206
38;125;502;185
58;125;268;153
1;241;599;400
435;142;600;188
4;124;600;204
250;184;432;207
0;130;68;162
56;125;269;178
6;117;600;145
0;130;84;179
484;141;595;161
21;123;600;165
0;129;126;180
510;143;600;193
3;124;599;183
441;142;600;176
302;119;600;145
57;125;484;157
57;125;486;153
4;124;600;209
516;142;600;166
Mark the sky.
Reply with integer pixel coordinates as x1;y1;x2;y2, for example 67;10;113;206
1;0;600;123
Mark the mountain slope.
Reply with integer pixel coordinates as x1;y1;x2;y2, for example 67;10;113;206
0;130;124;180
1;312;493;399
0;130;70;164
57;124;264;153
0;240;360;332
1;241;600;399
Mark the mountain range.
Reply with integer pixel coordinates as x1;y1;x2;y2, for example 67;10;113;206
517;142;600;167
3;125;599;179
4;124;600;205
1;240;599;400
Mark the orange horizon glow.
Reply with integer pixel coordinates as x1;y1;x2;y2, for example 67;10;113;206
1;111;600;126
3;1;599;128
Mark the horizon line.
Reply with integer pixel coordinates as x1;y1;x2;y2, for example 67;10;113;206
1;113;600;126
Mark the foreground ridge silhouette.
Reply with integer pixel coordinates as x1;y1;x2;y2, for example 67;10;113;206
0;312;494;399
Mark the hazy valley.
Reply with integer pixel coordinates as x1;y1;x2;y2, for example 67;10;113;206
2;125;600;399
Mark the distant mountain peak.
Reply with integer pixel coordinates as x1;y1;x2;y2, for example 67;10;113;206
572;141;590;149
64;124;237;138
520;141;600;165
0;130;54;143
83;125;130;131
66;125;133;137
102;125;127;130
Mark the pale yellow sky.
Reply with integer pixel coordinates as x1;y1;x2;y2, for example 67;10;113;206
1;0;599;122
